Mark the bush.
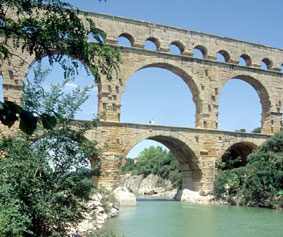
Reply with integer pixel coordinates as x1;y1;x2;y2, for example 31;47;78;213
214;132;283;209
0;64;100;235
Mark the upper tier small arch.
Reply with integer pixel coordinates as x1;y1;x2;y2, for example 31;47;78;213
145;37;160;51
118;33;135;46
239;54;252;66
217;50;230;62
193;45;207;59
261;58;273;70
170;41;185;55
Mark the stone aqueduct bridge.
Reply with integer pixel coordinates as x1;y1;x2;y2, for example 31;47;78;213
1;10;283;192
83;121;270;192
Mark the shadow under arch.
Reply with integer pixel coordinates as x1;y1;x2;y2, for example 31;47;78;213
220;74;271;133
124;133;202;191
120;62;202;127
219;141;258;170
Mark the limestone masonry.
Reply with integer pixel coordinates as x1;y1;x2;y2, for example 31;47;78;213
1;10;282;192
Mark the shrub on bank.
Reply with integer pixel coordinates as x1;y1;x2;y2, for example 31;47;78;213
214;132;283;209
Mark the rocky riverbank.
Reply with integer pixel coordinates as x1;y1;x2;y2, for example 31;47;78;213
68;187;136;236
70;174;221;235
120;173;218;204
120;173;178;199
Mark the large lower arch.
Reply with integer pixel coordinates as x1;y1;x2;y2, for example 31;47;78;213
116;61;202;128
219;74;271;134
123;133;203;191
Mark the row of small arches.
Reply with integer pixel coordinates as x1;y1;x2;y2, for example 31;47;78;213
115;33;280;71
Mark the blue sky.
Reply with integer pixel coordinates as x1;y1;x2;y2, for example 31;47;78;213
6;0;283;158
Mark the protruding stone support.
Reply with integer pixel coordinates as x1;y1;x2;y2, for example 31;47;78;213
99;105;120;122
158;45;170;53
261;110;282;134
105;39;118;45
179;157;216;193
251;63;261;69
2;84;24;104
97;76;121;122
199;158;216;193
180;169;193;190
181;49;193;57
179;163;203;191
206;55;217;61
95;152;123;188
132;43;144;49
270;111;282;134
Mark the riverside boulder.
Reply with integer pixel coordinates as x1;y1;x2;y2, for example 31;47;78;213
113;187;137;206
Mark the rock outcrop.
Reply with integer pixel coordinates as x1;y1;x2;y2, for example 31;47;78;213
113;187;137;206
174;189;213;204
151;189;178;199
120;174;178;199
69;191;119;235
120;173;143;193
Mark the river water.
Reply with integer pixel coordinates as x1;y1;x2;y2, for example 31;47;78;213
104;198;283;237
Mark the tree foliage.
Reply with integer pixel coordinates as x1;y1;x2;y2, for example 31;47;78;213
0;0;120;134
121;146;182;189
214;132;283;209
0;65;102;236
251;127;261;133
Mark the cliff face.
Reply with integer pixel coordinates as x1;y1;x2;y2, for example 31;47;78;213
120;173;178;199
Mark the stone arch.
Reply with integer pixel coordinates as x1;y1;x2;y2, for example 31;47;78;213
170;40;185;54
23;52;95;84
239;54;252;66
217;50;230;62
118;33;135;46
261;58;273;70
119;61;202;127
218;138;262;159
219;74;271;133
145;37;160;51
219;141;258;169
123;132;202;191
193;45;208;58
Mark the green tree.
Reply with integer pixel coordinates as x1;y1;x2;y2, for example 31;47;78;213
251;127;261;133
0;0;120;134
0;65;102;236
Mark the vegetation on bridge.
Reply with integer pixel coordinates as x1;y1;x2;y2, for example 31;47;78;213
122;146;182;189
214;132;283;209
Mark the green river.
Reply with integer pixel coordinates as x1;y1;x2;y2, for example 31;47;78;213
104;198;283;237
